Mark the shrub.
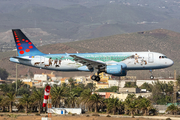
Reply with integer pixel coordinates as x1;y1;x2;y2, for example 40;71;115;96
166;118;171;120
106;115;111;117
35;113;40;116
86;115;89;117
92;114;100;116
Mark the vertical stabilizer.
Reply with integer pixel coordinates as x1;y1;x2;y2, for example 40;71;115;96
12;29;44;56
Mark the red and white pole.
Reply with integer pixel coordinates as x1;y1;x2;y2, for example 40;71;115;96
42;85;51;107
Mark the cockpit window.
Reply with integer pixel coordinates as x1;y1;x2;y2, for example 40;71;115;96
159;56;167;59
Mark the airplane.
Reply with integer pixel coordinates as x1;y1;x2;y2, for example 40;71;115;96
9;29;174;81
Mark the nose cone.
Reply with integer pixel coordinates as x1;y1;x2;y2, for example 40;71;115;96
170;59;174;66
167;59;174;67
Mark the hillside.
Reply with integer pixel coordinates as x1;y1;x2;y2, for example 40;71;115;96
0;29;179;79
0;2;178;41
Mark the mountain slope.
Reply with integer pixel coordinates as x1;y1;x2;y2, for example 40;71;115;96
0;29;179;79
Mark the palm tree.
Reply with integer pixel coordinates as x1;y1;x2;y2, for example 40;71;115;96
68;91;78;108
88;93;102;113
166;104;179;115
51;85;65;107
0;96;6;112
31;89;44;114
6;92;16;113
105;97;119;114
68;78;75;91
0;96;9;112
124;94;138;118
117;100;124;114
138;97;151;116
80;89;92;112
19;94;31;113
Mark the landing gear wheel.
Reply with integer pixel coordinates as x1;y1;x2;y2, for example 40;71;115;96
91;75;96;80
150;75;154;79
149;70;154;79
95;76;100;82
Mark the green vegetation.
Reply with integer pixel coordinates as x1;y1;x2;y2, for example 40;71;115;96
166;104;179;115
124;82;138;88
150;81;174;105
96;86;118;92
0;80;30;96
0;67;9;80
0;77;179;116
140;83;153;92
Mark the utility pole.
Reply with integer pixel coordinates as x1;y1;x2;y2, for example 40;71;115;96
173;70;177;103
16;49;18;92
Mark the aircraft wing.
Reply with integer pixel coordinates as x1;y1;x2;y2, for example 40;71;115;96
70;55;106;69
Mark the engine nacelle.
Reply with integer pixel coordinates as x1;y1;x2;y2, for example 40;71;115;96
105;63;127;76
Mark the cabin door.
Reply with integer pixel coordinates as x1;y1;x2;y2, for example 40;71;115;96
148;53;154;63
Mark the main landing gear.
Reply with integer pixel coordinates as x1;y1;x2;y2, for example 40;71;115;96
91;70;101;82
149;70;154;79
91;75;100;81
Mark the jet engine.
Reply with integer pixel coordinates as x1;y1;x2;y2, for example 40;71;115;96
105;63;127;76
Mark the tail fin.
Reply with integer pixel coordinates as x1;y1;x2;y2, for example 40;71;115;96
12;29;44;56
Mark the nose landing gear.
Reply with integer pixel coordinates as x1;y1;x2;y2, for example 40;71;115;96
149;70;154;79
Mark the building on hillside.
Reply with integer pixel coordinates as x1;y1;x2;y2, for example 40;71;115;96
42;81;61;87
97;72;111;83
20;78;33;87
110;92;152;101
0;80;5;84
73;76;86;84
51;77;62;82
92;92;113;99
108;79;120;87
34;74;48;81
119;88;141;93
108;80;136;88
45;72;56;80
136;79;176;87
60;77;70;84
109;88;151;101
95;82;109;90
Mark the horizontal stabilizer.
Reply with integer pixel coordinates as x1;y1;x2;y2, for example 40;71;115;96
12;57;31;61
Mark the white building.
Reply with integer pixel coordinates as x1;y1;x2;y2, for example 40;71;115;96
108;80;136;88
48;108;82;114
108;80;119;87
20;78;32;82
34;74;48;81
42;81;61;87
136;79;176;87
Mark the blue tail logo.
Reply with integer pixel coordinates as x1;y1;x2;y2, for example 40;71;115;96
12;29;44;56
